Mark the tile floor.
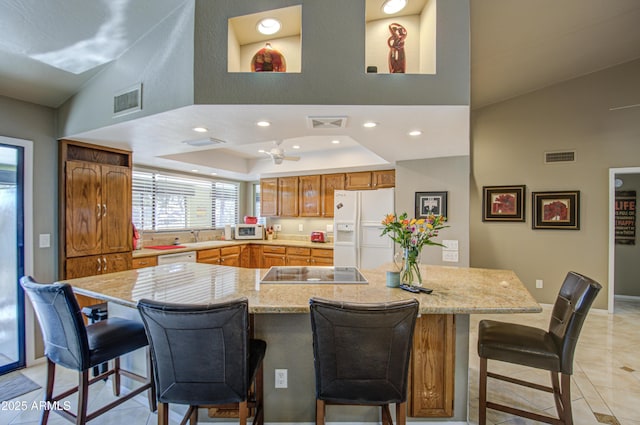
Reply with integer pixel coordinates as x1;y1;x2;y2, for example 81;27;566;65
1;299;638;424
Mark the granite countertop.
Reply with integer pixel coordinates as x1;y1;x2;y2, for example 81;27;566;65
134;239;334;258
64;262;541;315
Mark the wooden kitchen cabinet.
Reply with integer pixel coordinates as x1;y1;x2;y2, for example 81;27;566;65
409;314;455;417
278;176;299;216
310;248;333;265
241;244;261;268
299;175;322;217
260;178;278;217
219;246;241;266
65;161;131;257
286;246;311;266
132;256;158;269
372;169;395;188
66;253;132;279
197;248;221;265
345;171;373;189
60;141;133;279
262;245;286;267
320;173;345;217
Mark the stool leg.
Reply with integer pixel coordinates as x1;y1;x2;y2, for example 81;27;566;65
158;402;169;425
238;400;248;425
479;357;488;425
41;358;56;425
561;373;573;425
76;370;89;425
146;348;157;412
112;357;121;396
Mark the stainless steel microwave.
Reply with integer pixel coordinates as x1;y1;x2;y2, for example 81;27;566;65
234;224;264;240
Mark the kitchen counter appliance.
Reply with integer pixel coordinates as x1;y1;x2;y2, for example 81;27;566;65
235;224;264;240
310;231;326;243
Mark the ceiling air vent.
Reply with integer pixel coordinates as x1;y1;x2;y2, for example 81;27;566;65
113;83;142;117
545;150;576;164
307;116;348;129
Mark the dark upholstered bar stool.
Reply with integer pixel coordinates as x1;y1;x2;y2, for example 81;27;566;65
309;297;419;425
137;297;266;425
477;271;601;425
20;276;156;425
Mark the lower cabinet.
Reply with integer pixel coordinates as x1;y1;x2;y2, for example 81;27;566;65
262;246;287;268
196;246;241;266
66;253;132;279
310;248;333;265
409;314;455;417
132;256;158;269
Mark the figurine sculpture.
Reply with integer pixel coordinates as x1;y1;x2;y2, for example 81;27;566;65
387;23;407;73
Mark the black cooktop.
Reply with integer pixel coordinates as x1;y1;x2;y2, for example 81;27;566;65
260;266;368;284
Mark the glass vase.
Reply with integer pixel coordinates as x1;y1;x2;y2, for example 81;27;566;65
401;247;422;286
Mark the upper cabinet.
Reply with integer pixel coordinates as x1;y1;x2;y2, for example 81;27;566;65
260;170;392;218
60;141;132;279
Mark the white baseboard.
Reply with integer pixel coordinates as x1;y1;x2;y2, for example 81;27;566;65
615;294;640;302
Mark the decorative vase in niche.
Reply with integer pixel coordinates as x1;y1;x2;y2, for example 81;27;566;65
251;42;286;72
401;247;422;286
388;22;407;73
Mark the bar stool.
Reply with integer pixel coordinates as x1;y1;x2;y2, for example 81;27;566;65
477;271;601;425
20;276;156;425
137;297;266;425
309;297;419;425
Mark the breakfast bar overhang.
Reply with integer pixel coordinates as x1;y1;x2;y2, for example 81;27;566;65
62;263;540;423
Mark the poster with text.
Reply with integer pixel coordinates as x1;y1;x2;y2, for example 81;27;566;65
615;190;636;245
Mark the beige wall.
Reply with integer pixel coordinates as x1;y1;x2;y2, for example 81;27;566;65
470;59;640;309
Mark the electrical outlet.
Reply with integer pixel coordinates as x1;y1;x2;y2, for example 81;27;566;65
536;279;543;289
298;224;304;232
274;224;282;231
275;369;288;388
326;224;334;233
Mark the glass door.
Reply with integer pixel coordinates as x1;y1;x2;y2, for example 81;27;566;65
0;144;25;374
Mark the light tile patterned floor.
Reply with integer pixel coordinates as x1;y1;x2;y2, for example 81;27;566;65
2;299;638;424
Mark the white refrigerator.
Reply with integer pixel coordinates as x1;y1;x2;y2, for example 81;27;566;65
333;188;395;269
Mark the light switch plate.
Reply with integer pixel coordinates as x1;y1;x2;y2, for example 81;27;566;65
39;233;51;248
442;250;459;262
442;240;458;250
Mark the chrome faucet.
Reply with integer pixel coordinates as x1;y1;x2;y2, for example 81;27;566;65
190;230;200;242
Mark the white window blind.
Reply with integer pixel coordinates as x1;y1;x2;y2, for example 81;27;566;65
132;169;239;231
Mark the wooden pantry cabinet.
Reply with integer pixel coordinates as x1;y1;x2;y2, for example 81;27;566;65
60;141;133;280
320;173;345;217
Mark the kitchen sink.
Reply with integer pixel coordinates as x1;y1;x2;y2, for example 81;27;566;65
260;266;368;284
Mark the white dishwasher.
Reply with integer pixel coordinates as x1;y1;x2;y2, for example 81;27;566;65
157;251;196;265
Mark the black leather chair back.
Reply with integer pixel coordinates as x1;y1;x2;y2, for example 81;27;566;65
548;271;602;374
21;276;90;371
137;298;251;405
309;297;419;405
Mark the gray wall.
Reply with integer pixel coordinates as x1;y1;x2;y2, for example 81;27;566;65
614;173;640;297
1;95;58;357
470;59;640;310
195;0;469;106
396;156;470;267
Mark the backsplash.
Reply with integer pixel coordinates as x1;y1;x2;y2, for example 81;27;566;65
138;229;224;249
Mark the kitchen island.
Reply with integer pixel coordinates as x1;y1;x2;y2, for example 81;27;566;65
62;263;540;423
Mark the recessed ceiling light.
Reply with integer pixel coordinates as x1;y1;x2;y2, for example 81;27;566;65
363;121;377;128
382;0;407;15
256;121;271;127
409;130;422;136
257;18;281;35
192;127;208;133
191;169;199;173
258;149;266;153
292;145;300;149
211;172;218;176
331;140;340;144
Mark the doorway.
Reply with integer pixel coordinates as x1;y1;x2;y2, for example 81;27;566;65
0;143;25;374
608;167;640;313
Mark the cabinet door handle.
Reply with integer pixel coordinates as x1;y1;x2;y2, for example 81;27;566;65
97;204;101;219
102;204;107;217
97;257;102;272
103;257;107;271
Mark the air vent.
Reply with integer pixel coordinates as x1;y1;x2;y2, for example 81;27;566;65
182;137;226;147
545;151;575;164
307;116;348;129
113;84;142;117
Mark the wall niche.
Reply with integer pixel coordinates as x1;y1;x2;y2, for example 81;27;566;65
228;5;302;73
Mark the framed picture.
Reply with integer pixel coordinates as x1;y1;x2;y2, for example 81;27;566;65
482;185;526;222
532;191;580;230
415;191;448;218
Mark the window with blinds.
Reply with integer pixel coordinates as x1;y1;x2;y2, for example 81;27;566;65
132;169;239;231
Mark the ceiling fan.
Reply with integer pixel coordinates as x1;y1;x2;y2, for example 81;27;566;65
262;141;300;165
